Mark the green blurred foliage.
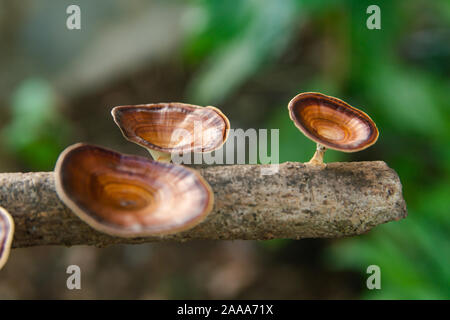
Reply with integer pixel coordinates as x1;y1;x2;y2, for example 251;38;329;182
184;0;300;105
184;0;450;299
1;78;71;171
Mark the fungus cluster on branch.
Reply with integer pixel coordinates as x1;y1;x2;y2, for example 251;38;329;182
54;93;380;240
54;103;231;239
0;92;384;269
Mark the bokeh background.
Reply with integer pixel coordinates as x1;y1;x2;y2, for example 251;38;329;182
0;0;449;299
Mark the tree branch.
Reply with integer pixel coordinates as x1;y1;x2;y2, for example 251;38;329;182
0;161;407;248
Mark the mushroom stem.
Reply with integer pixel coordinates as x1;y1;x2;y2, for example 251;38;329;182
307;144;327;165
148;149;172;163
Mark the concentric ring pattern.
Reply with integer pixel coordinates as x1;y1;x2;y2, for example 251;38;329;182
54;144;213;237
112;103;229;153
288;93;378;152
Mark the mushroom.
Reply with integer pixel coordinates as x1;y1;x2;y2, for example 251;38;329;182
0;207;14;270
288;92;379;165
54;143;214;237
111;103;230;162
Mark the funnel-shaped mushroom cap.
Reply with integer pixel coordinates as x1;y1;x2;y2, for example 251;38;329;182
54;143;214;237
0;207;14;270
112;103;230;154
288;92;378;152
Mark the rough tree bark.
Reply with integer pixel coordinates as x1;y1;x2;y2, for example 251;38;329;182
0;161;407;248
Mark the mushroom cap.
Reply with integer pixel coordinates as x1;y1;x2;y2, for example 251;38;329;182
111;103;230;154
288;92;379;152
54;143;214;237
0;207;14;270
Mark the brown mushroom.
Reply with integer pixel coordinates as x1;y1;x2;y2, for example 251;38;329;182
288;92;379;165
54;143;214;237
0;206;14;270
112;103;230;162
